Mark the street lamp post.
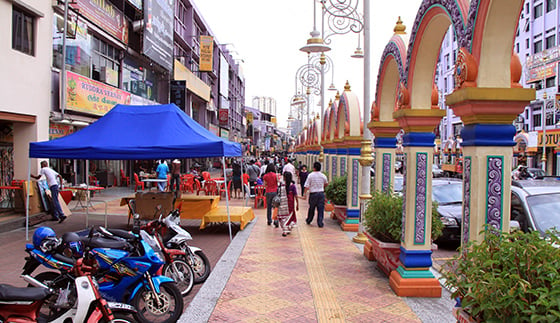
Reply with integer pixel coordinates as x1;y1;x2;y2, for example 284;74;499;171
541;52;548;173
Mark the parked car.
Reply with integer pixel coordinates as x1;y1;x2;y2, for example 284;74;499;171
527;167;546;179
510;179;560;235
432;164;444;177
432;178;463;242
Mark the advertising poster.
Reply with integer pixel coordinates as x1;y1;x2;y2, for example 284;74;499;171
199;36;214;72
218;108;229;126
49;124;74;140
143;0;174;71
65;71;132;116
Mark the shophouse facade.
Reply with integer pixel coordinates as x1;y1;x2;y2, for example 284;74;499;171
2;0;245;189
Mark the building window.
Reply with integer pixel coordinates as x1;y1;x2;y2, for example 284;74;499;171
534;39;543;54
526;38;530;49
546;0;556;12
546;35;556;49
12;6;35;56
91;36;120;86
526;2;529;13
534;3;543;19
445;54;450;70
546;77;555;88
516;43;519;53
533;114;542;128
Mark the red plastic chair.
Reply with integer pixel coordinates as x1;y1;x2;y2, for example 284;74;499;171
181;175;195;193
133;173;145;192
195;178;205;195
202;171;211;181
89;175;98;186
120;170;130;187
204;180;219;196
254;185;266;208
220;181;232;199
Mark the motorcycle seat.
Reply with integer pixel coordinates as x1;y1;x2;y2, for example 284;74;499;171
87;237;130;250
107;228;136;241
0;284;51;301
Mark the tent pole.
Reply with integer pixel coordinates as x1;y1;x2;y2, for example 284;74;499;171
86;160;89;227
222;157;232;241
25;158;31;240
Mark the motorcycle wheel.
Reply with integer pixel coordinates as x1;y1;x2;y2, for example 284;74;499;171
99;312;135;323
186;250;211;284
131;281;183;323
163;259;194;296
32;271;70;320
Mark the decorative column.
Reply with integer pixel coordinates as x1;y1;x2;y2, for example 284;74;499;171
339;139;362;232
445;49;535;244
390;102;445;297
369;121;401;193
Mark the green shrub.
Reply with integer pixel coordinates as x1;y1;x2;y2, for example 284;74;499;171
441;228;560;322
325;175;347;206
363;190;443;243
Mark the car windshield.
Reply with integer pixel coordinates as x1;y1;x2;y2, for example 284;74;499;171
432;183;462;205
526;193;560;234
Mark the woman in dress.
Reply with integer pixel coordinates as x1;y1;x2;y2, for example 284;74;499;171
278;171;298;236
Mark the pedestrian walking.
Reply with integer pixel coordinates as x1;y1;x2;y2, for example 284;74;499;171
31;161;66;223
298;165;309;195
232;162;242;199
278;171;298;236
301;162;328;227
262;164;278;226
156;160;169;192
171;159;181;196
282;158;296;179
246;160;260;195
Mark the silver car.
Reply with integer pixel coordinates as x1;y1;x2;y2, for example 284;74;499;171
511;180;560;235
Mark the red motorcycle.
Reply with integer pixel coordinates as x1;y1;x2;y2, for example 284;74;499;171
1;250;135;322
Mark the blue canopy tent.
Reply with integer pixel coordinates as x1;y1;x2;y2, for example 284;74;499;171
27;104;242;239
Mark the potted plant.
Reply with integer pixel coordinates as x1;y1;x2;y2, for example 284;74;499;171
441;228;560;322
362;190;443;276
324;175;347;223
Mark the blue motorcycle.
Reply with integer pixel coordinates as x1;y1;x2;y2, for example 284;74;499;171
22;226;184;323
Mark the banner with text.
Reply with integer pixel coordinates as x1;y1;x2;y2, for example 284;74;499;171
65;71;132;116
199;36;214;72
71;0;128;44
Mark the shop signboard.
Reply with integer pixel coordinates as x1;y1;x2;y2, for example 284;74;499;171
70;0;128;44
209;124;219;136
169;81;186;109
49;124;74;140
537;128;560;147
218;108;229;126
65;71;132;116
143;0;174;71
527;62;557;83
200;36;214;72
220;128;229;139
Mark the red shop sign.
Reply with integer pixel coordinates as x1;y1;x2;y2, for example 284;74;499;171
218;108;229;125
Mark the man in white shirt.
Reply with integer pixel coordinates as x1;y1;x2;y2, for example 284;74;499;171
282;158;296;180
302;161;328;227
32;161;66;223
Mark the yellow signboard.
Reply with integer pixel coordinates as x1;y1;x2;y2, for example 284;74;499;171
247;112;253;123
199;36;214;72
538;128;560;147
271;117;277;125
65;71;131;116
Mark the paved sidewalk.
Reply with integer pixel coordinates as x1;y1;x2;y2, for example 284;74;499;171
181;197;455;322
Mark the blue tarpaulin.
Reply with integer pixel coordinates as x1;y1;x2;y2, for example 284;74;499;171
29;104;242;159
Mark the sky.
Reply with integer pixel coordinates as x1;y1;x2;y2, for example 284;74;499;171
193;0;424;129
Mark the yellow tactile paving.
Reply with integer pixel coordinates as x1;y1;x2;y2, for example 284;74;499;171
299;221;345;322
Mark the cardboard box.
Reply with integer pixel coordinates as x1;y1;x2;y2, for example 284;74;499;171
134;192;174;220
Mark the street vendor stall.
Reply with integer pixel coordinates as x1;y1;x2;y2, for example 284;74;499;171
28;104;243;240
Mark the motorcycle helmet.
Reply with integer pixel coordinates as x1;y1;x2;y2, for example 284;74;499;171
61;232;83;258
33;227;56;248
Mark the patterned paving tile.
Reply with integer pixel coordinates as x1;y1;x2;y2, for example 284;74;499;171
209;199;421;323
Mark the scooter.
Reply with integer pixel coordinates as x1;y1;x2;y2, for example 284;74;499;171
0;255;135;322
147;207;211;284
22;223;184;323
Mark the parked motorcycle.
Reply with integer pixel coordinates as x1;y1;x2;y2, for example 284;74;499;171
143;206;211;284
22;225;184;323
0;252;135;322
